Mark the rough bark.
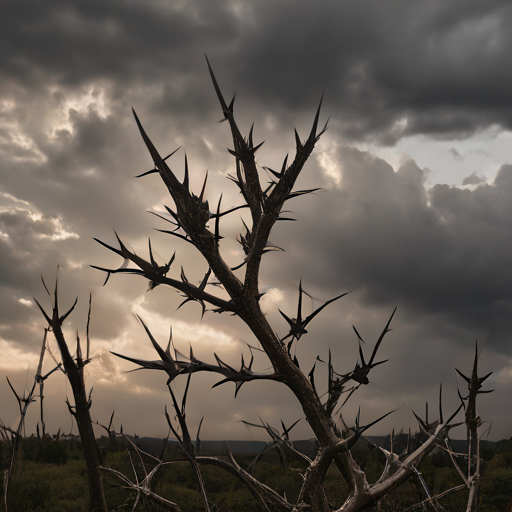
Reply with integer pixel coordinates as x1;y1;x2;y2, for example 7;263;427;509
35;291;107;512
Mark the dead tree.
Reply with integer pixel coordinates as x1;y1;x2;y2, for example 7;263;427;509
1;328;61;512
34;283;108;512
92;58;483;511
455;343;492;512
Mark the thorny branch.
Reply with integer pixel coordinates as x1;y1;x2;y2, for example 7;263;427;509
2;328;61;512
87;58;493;511
2;60;493;512
33;276;108;511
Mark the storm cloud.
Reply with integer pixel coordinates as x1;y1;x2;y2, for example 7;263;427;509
1;0;511;441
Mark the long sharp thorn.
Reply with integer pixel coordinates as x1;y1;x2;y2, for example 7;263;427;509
132;109;167;172
445;403;464;427
455;368;471;384
182;373;192;414
263;181;275;195
214;353;236;372
230;260;246;271
248;123;254;148
234;381;245;398
90;264;140;277
163;147;181;161
308;361;317;394
183;154;189;190
285;188;321;201
251;141;264;154
157;229;193;245
227;148;241;159
166;327;173;356
211;378;231;390
41;276;51;301
211;203;249;219
369;307;397;366
371;359;388;368
93;237;123;257
164;205;180;221
360;408;398;435
358;340;366;368
6;377;21;407
199;268;212;291
457;386;466;409
479;372;493;384
294;128;302;150
215;195;222;241
319;117;330;138
135;169;160;178
60;297;78;323
108;410;115;431
136;316;170;363
307;94;323;145
286;418;301;436
281;154;288;174
264;166;281;179
305;292;349;325
279;309;295;330
412;410;428;432
36;329;47;377
76;331;82;361
297;280;303;323
205;55;229;113
148;239;156;267
113;230;129;254
353;326;366;344
196;417;204;450
235;159;247;198
34;298;52;326
199;171;208;202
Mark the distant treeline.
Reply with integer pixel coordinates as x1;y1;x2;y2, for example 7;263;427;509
2;434;512;511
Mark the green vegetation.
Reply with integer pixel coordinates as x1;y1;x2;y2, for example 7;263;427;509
2;436;512;511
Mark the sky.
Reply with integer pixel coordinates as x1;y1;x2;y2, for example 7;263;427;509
1;0;512;443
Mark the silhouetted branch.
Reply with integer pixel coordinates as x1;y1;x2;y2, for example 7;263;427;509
111;316;282;395
34;274;108;511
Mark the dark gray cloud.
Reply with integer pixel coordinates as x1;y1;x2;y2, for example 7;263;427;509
1;0;511;440
270;148;512;350
2;0;512;143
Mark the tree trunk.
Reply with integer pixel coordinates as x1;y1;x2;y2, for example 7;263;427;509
52;324;108;512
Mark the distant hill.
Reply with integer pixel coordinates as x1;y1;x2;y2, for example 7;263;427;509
112;434;509;459
122;436;317;458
